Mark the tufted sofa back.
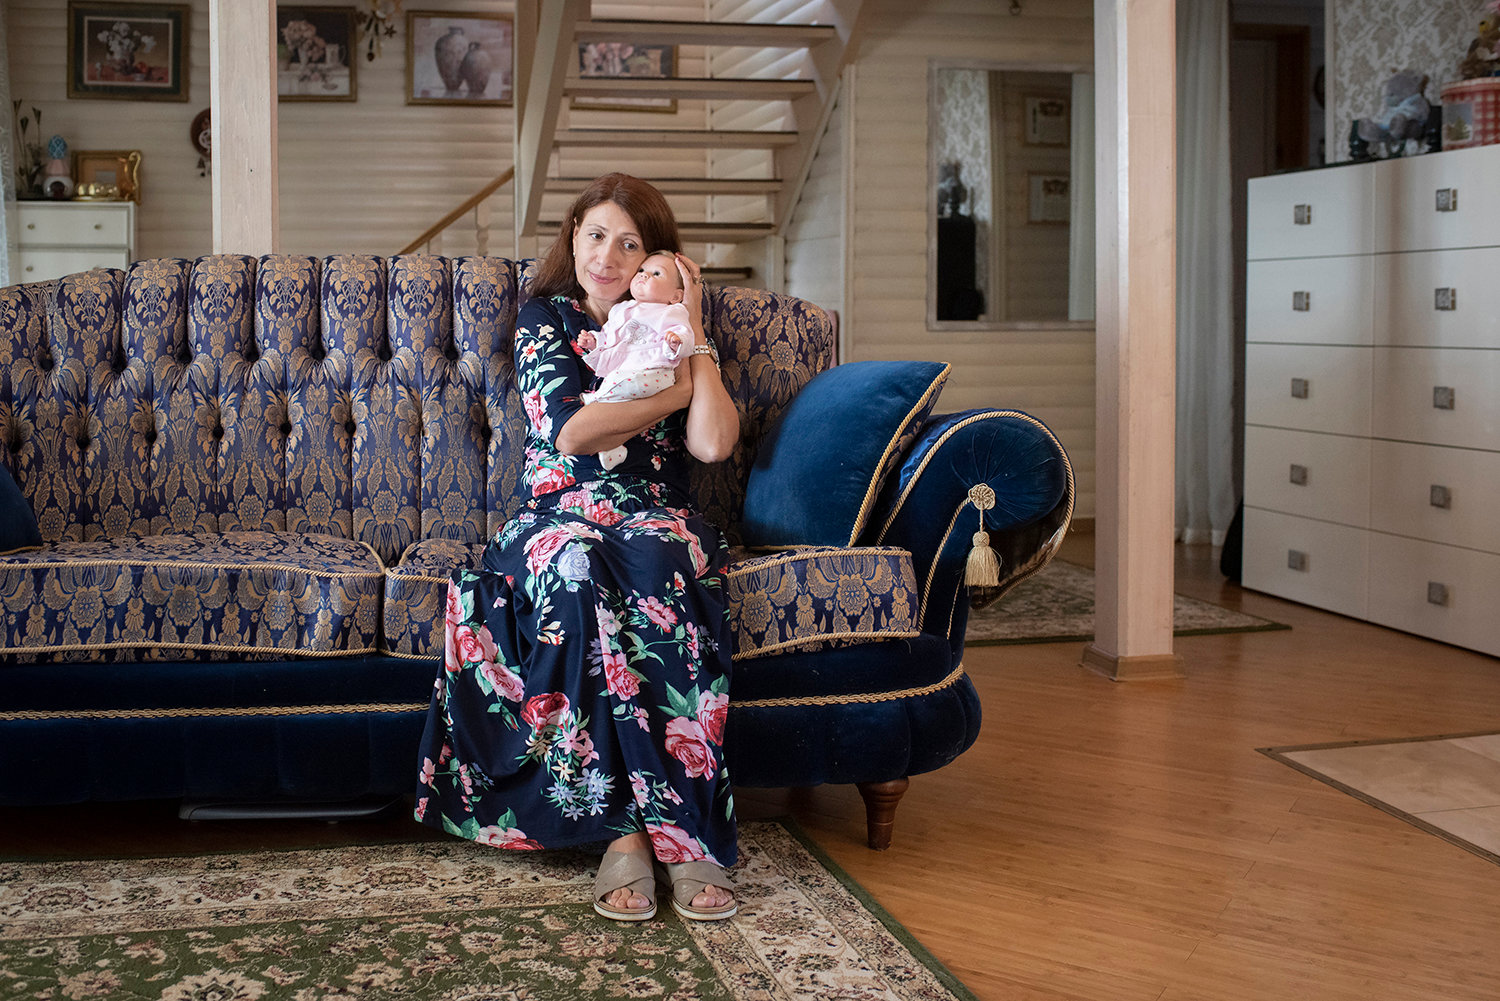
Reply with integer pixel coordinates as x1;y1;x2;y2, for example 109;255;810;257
0;254;835;564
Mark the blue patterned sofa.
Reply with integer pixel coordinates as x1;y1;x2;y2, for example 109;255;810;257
0;255;1072;848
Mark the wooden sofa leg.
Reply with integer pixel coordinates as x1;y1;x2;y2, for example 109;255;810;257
855;777;910;850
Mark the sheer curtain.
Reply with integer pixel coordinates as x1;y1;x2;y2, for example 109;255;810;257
1;1;15;287
1175;0;1236;546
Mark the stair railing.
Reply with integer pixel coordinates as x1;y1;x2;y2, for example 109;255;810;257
399;167;515;256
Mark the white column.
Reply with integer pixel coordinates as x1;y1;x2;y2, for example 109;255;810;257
1085;0;1183;681
209;0;277;254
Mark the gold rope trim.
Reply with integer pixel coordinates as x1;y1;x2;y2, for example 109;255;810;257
729;662;966;709
848;363;951;546
0;640;380;657
0;555;384;582
723;546;910;579
0;702;428;722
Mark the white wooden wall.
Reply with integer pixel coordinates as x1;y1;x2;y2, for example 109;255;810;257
838;0;1097;518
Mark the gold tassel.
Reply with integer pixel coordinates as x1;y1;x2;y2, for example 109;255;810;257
965;484;1000;587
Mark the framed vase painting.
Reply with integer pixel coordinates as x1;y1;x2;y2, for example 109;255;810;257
571;42;677;113
67;2;190;101
277;6;357;101
406;10;513;106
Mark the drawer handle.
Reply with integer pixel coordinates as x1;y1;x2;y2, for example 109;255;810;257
1292;291;1311;312
1430;484;1452;509
1435;187;1458;212
1434;287;1457;311
1293;204;1312;225
24;265;34;272
1290;377;1309;399
1287;550;1309;572
1427;582;1450;607
93;223;102;230
25;222;35;230
1289;463;1309;486
1433;386;1456;410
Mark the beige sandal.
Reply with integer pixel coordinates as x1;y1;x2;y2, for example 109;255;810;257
593;850;657;922
661;860;737;921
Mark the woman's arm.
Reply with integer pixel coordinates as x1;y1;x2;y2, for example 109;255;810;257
673;254;740;464
554;382;692;454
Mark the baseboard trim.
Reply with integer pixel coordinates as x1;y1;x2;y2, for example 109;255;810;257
1080;644;1185;681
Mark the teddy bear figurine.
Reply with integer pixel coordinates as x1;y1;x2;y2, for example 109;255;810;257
1355;69;1431;158
1459;1;1500;79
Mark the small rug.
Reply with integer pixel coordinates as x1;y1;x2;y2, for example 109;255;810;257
0;819;975;1001
967;560;1286;645
1260;731;1500;866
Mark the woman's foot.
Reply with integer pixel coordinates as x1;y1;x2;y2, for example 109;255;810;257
660;860;737;921
594;833;656;921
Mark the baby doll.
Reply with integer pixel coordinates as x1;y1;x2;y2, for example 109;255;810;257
577;251;697;468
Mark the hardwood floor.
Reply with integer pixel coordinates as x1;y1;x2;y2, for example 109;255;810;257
5;535;1500;1000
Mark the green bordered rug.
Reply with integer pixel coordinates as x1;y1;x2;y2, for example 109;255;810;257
0;818;975;1001
968;560;1287;645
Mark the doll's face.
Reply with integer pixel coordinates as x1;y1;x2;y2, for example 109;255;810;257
629;253;685;305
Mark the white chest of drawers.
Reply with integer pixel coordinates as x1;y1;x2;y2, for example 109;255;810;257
1243;144;1500;657
15;200;136;283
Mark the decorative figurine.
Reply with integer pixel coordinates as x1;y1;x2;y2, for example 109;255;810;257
41;134;73;200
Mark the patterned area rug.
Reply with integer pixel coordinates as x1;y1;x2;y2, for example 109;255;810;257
968;560;1286;645
0;819;975;1001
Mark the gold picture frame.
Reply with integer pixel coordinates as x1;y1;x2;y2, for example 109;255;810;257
405;10;513;106
72;149;142;202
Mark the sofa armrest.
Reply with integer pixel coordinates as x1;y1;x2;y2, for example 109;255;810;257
865;409;1073;644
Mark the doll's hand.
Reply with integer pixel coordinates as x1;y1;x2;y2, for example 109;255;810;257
578;331;597;352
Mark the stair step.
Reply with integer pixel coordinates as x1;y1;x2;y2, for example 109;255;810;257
565;77;816;102
703;266;754;283
554;129;798;149
547;177;782;196
575;19;838;49
538;220;775;243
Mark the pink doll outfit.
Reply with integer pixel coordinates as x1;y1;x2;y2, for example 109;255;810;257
582;299;693;468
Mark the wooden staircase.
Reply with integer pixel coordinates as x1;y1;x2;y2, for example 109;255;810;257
403;2;862;285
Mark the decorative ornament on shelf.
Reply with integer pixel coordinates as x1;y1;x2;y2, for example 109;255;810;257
190;107;211;177
10;101;44;198
937;161;969;218
1353;69;1431;159
1459;1;1500;79
42;134;73;200
357;0;401;62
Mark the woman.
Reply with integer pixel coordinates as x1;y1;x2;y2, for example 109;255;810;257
414;173;741;922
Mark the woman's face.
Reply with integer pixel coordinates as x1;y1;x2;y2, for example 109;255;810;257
572;201;648;320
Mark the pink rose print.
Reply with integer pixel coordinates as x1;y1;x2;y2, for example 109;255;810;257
664;717;716;779
524;524;601;578
418;757;436;787
445;583;465;627
530;463;575;498
522;692;570;731
454;623;498;667
638;596;678;630
480;659;525;702
602;650;640;699
559;723;599;765
415;796;428;819
521;387;551;437
630;772;650;807
697;690;729;746
475;826;544;850
633;706;651;731
684;620;701;660
647;821;708;863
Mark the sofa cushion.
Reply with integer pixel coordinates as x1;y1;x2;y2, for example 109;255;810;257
739;360;950;547
0;532;384;662
0;463;41;555
724;546;920;660
383;536;486;659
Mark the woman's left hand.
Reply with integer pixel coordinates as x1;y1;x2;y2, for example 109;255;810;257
673;253;707;339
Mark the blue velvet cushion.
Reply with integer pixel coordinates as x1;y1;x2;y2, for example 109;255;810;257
740;360;950;547
0;463;42;554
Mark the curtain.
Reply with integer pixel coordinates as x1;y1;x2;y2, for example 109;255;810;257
1068;73;1095;322
1;0;15;287
1175;0;1236;546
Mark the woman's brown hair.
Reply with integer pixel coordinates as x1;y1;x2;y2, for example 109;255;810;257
506;173;682;382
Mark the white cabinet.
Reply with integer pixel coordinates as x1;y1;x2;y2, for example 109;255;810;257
1244;144;1500;657
14;201;136;283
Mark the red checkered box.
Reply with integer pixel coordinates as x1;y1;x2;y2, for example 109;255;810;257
1441;77;1500;148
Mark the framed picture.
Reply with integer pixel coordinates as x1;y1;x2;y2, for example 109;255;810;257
277;6;357;101
1023;95;1069;146
73;149;143;202
1027;173;1070;225
406;10;513;105
67;2;189;101
571;42;677;114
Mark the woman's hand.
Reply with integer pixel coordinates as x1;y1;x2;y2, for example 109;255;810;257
673;253;707;342
672;253;740;463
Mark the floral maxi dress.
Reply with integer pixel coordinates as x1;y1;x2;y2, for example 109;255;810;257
414;295;738;868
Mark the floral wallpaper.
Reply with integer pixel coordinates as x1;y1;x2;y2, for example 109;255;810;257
934;67;991;301
1331;0;1476;161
